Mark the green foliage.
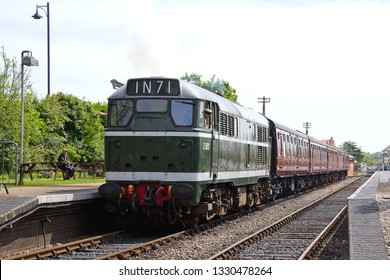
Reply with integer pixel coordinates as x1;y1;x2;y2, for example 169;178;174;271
340;140;364;165
362;152;374;166
181;72;238;102
371;152;383;160
0;47;107;164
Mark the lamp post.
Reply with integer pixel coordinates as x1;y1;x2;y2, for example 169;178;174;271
20;51;39;185
32;2;50;96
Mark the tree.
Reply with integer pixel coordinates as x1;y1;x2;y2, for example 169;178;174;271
0;47;28;142
181;73;238;102
0;47;107;165
49;93;105;162
362;152;374;166
223;82;238;102
340;141;364;165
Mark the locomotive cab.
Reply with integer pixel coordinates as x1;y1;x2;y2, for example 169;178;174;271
99;77;272;226
99;78;221;225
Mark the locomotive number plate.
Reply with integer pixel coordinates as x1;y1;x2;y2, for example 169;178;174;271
126;78;180;96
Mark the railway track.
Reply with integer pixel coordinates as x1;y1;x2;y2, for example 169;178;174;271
7;207;253;260
98;178;362;260
209;177;366;260
6;230;128;260
8;177;362;260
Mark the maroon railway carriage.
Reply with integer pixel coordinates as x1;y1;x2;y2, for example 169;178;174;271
268;119;348;198
309;137;349;180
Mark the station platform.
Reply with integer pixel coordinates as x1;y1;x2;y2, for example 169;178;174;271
348;171;390;260
0;183;101;230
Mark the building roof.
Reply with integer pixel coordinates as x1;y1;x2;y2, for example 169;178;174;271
321;137;336;147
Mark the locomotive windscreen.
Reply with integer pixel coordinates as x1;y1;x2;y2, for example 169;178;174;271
126;78;180;96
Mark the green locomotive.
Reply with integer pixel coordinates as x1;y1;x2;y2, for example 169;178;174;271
99;77;271;225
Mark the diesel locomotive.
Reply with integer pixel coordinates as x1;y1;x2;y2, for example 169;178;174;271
98;77;349;226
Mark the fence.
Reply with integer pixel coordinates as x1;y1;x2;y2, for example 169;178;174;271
0;141;19;193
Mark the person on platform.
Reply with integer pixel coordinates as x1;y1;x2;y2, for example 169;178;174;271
57;148;75;179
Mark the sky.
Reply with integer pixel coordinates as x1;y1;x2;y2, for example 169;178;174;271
1;0;389;154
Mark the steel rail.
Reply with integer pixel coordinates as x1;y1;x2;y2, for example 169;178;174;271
6;230;127;260
96;230;186;260
208;181;356;260
298;205;348;260
96;211;250;260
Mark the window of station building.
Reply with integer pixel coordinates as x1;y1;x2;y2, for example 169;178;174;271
109;99;133;127
171;99;194;126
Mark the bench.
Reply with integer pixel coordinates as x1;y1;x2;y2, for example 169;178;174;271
92;162;105;179
20;162;105;180
20;162;75;180
75;162;105;179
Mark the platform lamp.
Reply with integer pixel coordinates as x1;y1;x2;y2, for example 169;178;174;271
20;51;39;185
32;2;50;96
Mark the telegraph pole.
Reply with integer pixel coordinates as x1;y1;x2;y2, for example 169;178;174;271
303;122;311;135
258;96;270;116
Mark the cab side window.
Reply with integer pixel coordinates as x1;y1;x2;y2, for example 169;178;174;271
109;99;133;126
199;101;217;130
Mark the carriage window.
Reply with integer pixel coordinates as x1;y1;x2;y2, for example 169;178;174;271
109;100;133;126
171;100;194;126
136;99;167;112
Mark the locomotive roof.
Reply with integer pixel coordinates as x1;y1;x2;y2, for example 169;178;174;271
108;78;269;126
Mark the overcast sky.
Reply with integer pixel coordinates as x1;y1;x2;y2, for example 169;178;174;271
1;0;389;154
